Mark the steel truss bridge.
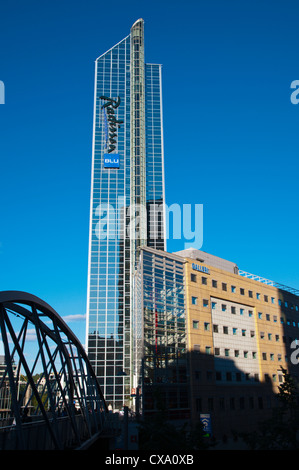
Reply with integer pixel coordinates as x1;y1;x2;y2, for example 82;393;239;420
0;291;113;450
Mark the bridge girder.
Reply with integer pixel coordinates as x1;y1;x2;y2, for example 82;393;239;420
0;291;108;450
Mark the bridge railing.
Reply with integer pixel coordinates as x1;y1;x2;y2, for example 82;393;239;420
0;413;108;450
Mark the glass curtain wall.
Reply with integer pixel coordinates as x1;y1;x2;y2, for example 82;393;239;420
86;35;131;409
86;19;166;410
145;64;166;251
134;248;189;419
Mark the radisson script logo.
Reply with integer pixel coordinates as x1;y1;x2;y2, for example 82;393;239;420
100;96;123;153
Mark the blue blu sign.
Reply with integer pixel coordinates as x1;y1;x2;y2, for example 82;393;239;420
192;263;210;274
104;154;120;168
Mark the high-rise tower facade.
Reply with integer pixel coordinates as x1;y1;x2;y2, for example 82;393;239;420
86;19;166;409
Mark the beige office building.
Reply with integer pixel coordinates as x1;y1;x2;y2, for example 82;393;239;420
177;248;299;437
134;246;299;438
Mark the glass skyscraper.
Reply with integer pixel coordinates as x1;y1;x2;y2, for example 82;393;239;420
86;19;166;409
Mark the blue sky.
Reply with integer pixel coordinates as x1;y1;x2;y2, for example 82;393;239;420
0;0;299;346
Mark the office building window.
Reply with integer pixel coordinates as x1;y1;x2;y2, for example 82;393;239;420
208;397;214;411
196;398;202;412
195;371;201;380
192;320;199;329
191;273;197;282
191;296;197;305
207;371;213;380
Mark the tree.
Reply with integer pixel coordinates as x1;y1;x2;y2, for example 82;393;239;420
240;367;299;449
138;413;208;451
277;367;297;410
